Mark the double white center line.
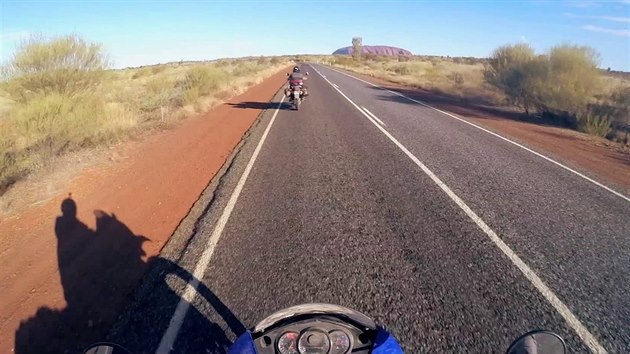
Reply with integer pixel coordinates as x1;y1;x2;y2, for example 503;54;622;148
360;107;386;126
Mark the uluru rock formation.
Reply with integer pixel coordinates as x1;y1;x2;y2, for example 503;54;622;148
333;45;412;56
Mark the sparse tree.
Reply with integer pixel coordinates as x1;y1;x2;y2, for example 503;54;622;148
352;37;362;61
484;43;601;117
537;44;600;115
484;43;537;113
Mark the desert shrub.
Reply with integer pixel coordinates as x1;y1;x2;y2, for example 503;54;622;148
609;86;630;126
270;57;282;65
12;93;111;152
151;65;165;74
578;108;612;137
183;65;227;95
364;53;378;61
232;62;258;76
449;72;465;85
181;86;200;106
214;59;231;67
333;56;356;67
485;43;601;117
0;36;288;194
485;43;537;112
131;67;152;79
536;45;601;114
3;34;109;101
423;65;442;84
0;35;120;192
391;63;412;75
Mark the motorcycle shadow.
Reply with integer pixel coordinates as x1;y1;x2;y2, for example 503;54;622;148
13;196;245;354
226;101;293;111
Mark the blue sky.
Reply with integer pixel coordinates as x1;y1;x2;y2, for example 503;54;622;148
2;0;629;70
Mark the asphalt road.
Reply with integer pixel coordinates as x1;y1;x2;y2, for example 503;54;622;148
110;64;630;353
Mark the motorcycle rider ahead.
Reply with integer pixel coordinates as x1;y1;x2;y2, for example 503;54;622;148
286;65;308;97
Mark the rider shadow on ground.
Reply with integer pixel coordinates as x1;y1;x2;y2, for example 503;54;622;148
14;195;245;354
227;101;292;110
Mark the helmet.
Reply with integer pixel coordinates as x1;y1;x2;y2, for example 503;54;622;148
60;194;77;217
293;66;301;73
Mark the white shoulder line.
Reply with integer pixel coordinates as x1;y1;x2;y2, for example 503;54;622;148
156;98;285;353
313;65;607;354
324;65;629;203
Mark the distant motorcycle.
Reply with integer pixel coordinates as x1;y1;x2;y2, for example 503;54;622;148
285;72;309;111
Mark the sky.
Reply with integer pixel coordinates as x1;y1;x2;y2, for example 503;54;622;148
1;0;629;70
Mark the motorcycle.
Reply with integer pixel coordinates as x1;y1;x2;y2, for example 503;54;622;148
285;72;309;111
83;303;567;354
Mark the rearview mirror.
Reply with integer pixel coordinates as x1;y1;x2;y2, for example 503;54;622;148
506;331;566;354
83;343;131;354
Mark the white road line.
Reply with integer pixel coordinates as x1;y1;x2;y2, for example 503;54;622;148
321;65;629;203
156;97;285;354
332;83;339;89
361;106;386;126
314;67;607;354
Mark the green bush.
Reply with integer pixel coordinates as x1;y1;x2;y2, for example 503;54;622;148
232;62;256;76
13;93;109;152
0;35;114;193
578;109;612;137
485;43;537;112
485;43;601;118
3;34;109;101
183;65;227;96
537;45;601;114
181;87;200;106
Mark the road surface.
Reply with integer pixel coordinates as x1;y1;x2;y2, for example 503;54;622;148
109;64;630;353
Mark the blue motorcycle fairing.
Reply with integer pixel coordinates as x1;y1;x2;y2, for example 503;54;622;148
372;328;404;354
228;332;258;354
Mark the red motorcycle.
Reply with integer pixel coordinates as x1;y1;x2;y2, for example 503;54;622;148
285;72;309;110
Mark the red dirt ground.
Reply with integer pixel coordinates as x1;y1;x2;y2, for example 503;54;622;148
0;68;289;353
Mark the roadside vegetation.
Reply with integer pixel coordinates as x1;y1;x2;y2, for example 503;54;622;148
0;35;290;195
322;42;630;144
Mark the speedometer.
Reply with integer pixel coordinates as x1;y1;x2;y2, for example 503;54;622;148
329;330;351;354
277;331;299;354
